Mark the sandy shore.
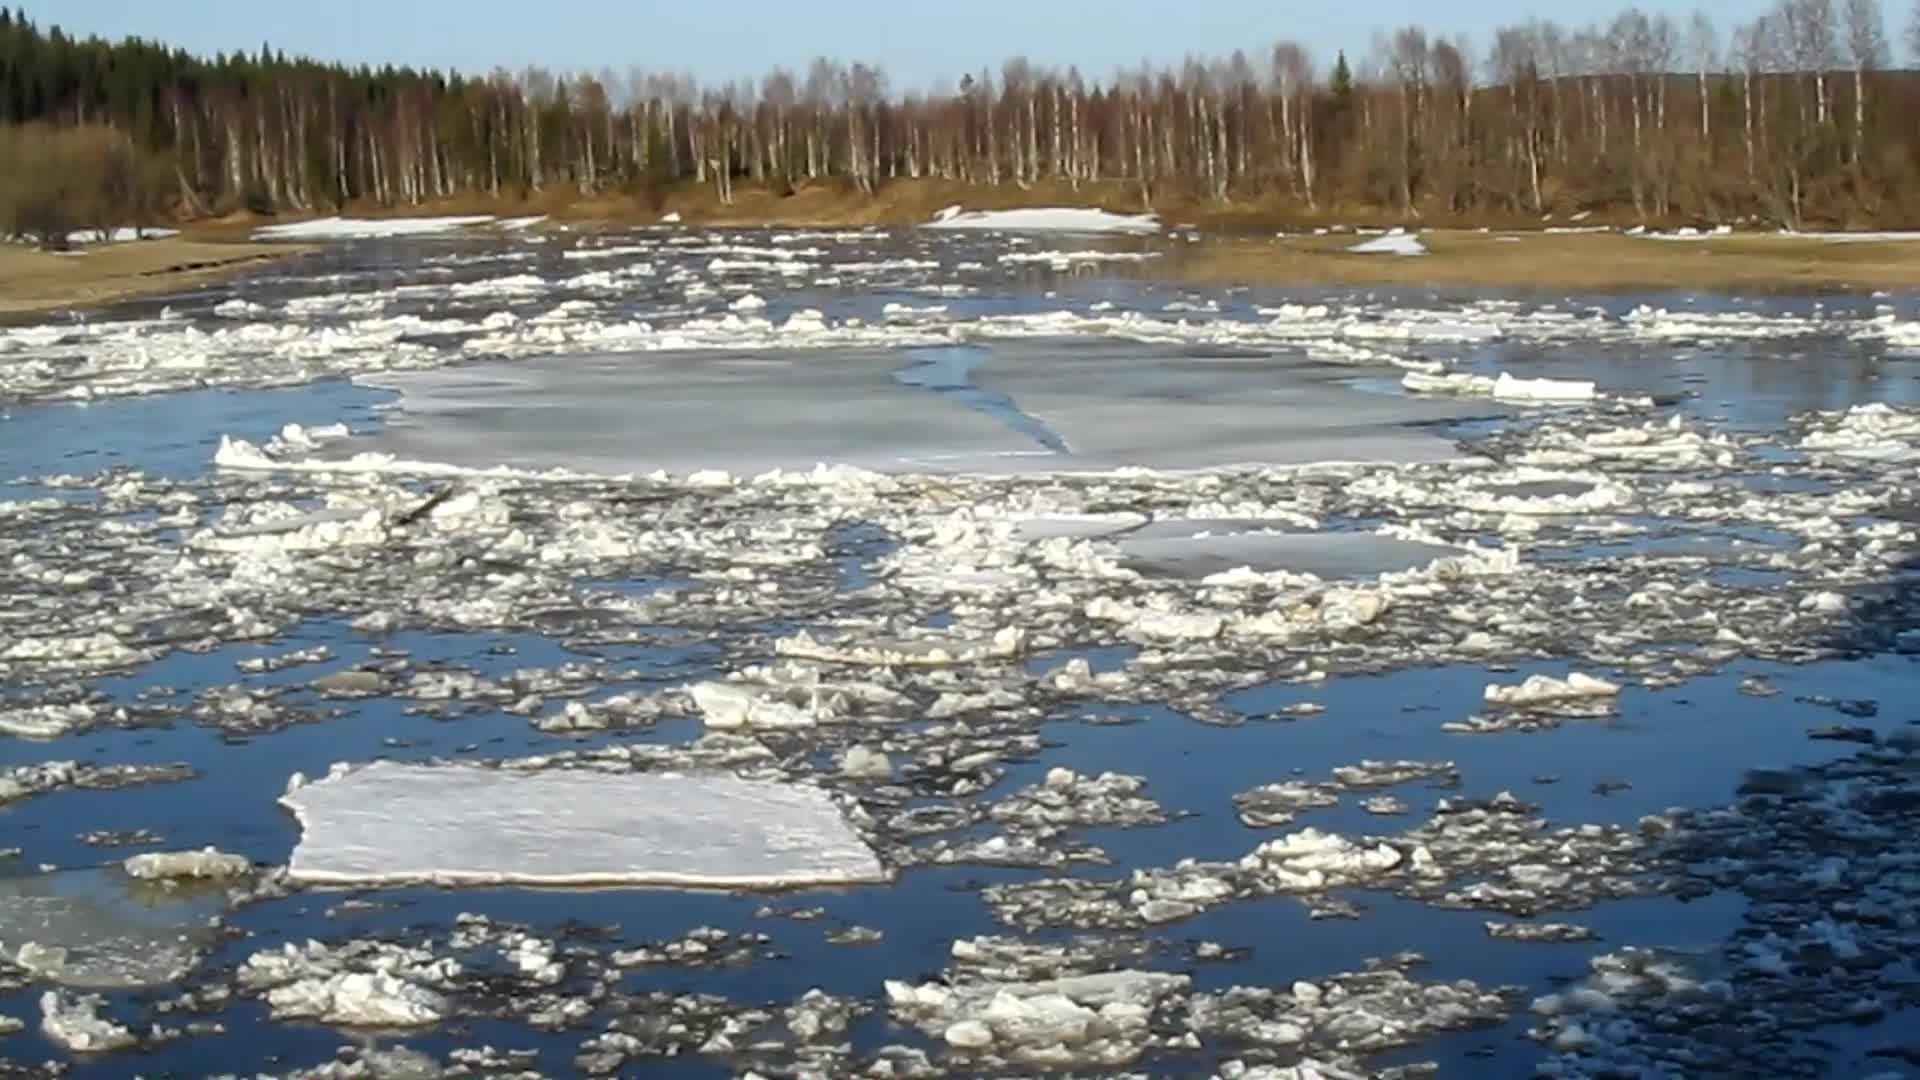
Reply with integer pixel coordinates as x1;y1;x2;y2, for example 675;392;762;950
0;237;314;318
1164;229;1920;292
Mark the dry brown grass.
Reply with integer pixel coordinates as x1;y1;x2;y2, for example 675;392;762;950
0;237;312;317
1164;230;1920;292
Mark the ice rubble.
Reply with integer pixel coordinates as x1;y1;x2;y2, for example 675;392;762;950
39;990;139;1052
1483;673;1622;708
987;778;1658;931
253;215;495;240
281;761;887;888
1188;954;1513;1057
238;939;458;1026
1533;735;1920;1078
0;701;111;738
925;207;1162;234
0;761;194;806
1234;761;1457;828
1798;401;1920;461
886;968;1189;1066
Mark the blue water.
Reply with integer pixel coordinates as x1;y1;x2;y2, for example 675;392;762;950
0;381;391;492
5;246;1920;1077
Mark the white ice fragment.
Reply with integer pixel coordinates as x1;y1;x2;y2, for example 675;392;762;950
38;990;137;1052
281;762;885;888
1401;370;1495;396
839;745;893;780
688;681;816;730
122;847;253;881
944;1019;994;1048
1484;673;1621;707
1800;591;1849;614
0;702;101;739
1491;372;1597;403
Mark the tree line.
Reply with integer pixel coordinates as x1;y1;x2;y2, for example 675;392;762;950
7;1;1920;230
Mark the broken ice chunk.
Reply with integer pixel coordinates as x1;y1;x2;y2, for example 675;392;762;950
1484;673;1621;708
122;847;253;881
39;990;138;1052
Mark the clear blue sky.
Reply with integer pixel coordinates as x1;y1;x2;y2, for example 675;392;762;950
44;0;1808;87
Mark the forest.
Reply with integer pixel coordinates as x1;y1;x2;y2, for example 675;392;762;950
6;1;1920;236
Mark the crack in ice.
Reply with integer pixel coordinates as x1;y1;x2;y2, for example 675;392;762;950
893;345;1070;455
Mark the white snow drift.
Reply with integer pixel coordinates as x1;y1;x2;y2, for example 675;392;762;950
1347;231;1428;256
253;215;495;241
926;207;1161;234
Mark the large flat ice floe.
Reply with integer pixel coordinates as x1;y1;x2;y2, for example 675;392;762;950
265;340;1477;479
253;215;496;241
281;762;887;888
926;207;1161;234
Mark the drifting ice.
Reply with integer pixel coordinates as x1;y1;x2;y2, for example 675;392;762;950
1484;673;1621;706
281;761;886;888
1492;372;1597;402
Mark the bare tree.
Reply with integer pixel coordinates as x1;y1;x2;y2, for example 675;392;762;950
1844;0;1889;165
1690;11;1719;145
1492;25;1546;211
1271;42;1316;203
1787;0;1839;125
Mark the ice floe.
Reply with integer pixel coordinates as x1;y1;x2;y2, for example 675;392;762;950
281;761;887;888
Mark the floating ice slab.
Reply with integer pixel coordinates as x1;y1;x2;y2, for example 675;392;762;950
1491;372;1597;403
1119;529;1464;580
253;215;495;240
281;762;886;888
315;341;1475;478
1347;231;1428;256
924;207;1161;234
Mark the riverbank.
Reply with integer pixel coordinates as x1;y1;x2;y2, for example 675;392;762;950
0;237;314;318
1166;229;1920;292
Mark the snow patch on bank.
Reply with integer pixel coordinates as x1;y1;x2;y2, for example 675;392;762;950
926;208;1162;235
66;227;180;245
1347;230;1428;256
253;215;496;241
